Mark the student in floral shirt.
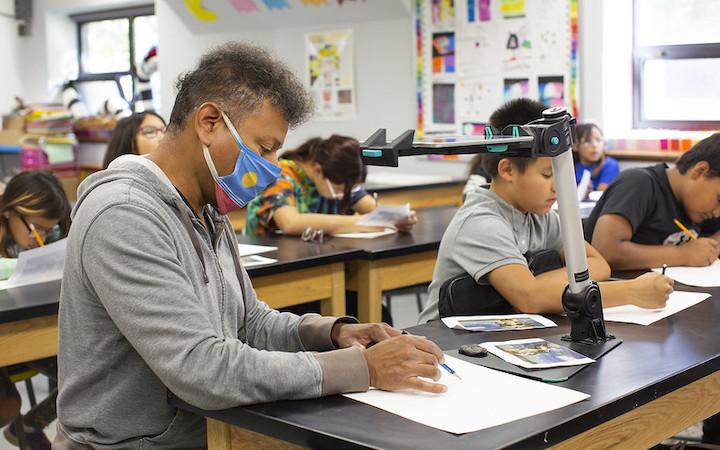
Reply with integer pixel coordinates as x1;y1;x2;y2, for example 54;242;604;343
245;135;416;236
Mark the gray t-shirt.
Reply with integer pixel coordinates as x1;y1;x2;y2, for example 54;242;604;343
418;187;563;323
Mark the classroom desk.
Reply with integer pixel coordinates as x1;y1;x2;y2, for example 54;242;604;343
340;206;457;323
172;279;720;450
0;236;359;368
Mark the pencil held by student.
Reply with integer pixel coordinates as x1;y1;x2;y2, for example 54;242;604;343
586;133;720;270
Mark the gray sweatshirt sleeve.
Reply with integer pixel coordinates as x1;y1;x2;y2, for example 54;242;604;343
232;234;370;394
81;204;331;410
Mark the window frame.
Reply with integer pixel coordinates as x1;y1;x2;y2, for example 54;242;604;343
632;0;720;130
71;5;155;108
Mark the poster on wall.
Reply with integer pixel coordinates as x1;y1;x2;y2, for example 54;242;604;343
418;0;576;136
305;29;356;120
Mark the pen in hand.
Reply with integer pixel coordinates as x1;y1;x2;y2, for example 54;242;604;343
402;330;461;380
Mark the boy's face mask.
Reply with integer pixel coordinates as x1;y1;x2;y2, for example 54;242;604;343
202;111;281;214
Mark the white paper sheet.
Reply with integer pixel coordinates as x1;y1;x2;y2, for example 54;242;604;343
603;291;711;325
240;255;277;268
441;314;557;332
356;203;411;227
333;228;397;239
237;244;277;257
0;239;67;291
344;355;589;434
652;260;720;287
577;169;591;201
482;338;595;369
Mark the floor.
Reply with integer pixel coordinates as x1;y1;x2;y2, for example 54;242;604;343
0;291;707;449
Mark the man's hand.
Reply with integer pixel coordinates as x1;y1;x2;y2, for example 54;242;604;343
331;322;401;349
363;334;447;394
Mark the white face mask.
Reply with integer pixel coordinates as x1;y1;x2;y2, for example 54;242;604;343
325;179;344;200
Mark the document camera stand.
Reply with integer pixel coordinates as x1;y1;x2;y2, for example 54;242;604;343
360;107;620;360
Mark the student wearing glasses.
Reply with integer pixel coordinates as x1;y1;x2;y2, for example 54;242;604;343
245;135;416;237
102;111;167;169
0;170;71;449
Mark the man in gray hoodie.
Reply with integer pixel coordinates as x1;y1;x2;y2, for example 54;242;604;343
55;42;447;449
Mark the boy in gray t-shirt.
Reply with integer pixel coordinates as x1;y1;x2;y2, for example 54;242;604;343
419;99;673;323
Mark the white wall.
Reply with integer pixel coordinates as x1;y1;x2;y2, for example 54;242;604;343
0;0;23;117
156;0;416;150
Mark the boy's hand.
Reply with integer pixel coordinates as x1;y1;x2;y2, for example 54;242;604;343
363;335;447;394
331;322;400;349
630;272;674;309
681;238;720;266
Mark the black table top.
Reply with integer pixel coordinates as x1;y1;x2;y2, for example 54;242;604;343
0;279;61;324
330;206;456;260
171;281;720;450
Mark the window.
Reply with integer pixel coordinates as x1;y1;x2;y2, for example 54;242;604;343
71;5;158;113
633;0;720;130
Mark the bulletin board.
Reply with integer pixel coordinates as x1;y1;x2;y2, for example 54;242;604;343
416;0;579;137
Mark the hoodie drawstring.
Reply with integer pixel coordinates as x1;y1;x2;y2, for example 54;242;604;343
223;217;246;295
174;199;210;283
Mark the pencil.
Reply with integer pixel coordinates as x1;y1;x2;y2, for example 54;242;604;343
673;218;697;241
29;223;45;247
440;363;462;380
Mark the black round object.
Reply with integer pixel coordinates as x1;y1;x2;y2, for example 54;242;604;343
458;344;488;358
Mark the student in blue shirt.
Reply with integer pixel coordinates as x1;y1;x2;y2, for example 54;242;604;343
573;123;619;199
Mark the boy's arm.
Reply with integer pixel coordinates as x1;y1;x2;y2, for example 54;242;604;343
590;214;718;269
487;257;672;313
487;243;609;314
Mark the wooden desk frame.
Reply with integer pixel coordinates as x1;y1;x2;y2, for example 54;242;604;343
345;250;437;323
205;370;720;449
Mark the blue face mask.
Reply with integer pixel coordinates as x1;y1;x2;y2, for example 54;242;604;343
202;111;282;214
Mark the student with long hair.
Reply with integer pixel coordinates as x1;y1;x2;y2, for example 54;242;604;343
0;171;71;449
245;135;416;236
102;111;166;168
573;123;618;199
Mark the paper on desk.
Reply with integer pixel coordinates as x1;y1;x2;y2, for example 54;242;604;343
603;290;710;325
240;254;277;268
0;239;67;290
237;243;277;257
652;260;720;287
333;228;396;239
441;314;557;332
356;203;411;227
344;354;589;434
577;169;591;201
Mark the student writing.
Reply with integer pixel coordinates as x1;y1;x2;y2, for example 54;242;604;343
418;99;673;323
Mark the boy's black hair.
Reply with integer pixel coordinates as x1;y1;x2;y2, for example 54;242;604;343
675;133;720;176
475;98;548;179
168;42;313;132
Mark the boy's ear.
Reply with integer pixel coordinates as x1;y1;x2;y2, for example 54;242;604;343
496;158;515;182
689;161;710;179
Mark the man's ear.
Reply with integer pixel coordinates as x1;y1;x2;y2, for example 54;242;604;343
497;158;515;182
689;161;711;180
194;102;223;147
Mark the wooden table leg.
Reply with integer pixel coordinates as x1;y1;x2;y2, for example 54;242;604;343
207;418;232;450
320;262;346;317
356;260;382;324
